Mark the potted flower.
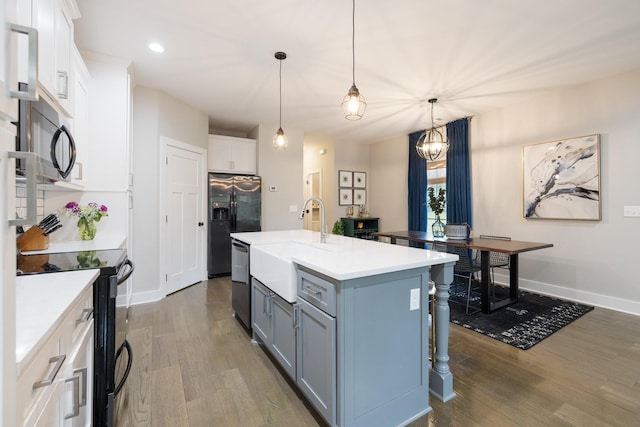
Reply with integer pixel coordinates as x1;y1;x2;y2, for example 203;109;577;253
64;202;108;240
427;187;446;237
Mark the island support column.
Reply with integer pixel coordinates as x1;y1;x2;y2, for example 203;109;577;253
429;261;456;402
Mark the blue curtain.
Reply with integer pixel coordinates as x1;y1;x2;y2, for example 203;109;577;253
408;130;427;240
445;118;472;227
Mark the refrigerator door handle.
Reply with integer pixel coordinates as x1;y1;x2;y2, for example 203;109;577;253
233;190;238;229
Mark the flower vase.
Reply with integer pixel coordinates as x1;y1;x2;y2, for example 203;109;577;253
432;215;445;238
78;217;97;240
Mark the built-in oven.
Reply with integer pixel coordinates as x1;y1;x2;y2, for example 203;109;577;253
231;239;251;332
91;251;134;427
14;83;76;182
17;248;134;427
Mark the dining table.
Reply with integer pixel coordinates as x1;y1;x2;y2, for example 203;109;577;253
373;230;553;314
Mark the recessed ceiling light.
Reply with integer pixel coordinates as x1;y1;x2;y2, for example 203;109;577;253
148;43;165;53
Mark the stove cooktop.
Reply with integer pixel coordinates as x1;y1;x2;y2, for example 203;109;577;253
17;249;127;276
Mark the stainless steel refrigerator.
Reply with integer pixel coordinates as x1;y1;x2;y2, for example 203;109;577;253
208;173;261;277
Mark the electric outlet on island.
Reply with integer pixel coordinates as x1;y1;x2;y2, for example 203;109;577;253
623;206;640;217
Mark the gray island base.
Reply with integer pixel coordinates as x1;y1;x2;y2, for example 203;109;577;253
252;261;456;426
237;230;458;427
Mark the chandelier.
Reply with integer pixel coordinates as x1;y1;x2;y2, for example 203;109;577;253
415;98;448;161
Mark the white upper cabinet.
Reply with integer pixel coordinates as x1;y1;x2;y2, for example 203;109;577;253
208;134;257;175
53;0;72;113
1;0;17;120
83;54;131;190
69;44;89;186
19;0;79;116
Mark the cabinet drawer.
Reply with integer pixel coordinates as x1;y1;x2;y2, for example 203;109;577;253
17;285;93;425
297;269;336;317
66;286;94;345
18;332;65;425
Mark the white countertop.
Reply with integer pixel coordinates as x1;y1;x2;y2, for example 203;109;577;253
16;269;99;373
232;230;458;281
20;233;127;255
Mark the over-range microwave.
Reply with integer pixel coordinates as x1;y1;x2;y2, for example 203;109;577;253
14;83;76;182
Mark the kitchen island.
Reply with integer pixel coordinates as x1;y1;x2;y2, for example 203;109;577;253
231;230;458;427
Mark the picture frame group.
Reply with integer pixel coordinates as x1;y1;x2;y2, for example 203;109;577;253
339;170;366;206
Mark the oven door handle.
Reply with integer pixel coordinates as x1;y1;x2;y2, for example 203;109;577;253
117;259;135;285
114;339;133;396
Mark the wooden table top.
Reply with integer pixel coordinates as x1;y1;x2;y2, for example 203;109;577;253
373;230;553;255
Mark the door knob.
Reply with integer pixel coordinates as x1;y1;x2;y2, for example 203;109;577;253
198;222;204;226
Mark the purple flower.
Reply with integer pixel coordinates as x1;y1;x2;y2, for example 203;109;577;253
64;201;108;219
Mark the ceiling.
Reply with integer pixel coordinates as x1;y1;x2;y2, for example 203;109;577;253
74;0;640;145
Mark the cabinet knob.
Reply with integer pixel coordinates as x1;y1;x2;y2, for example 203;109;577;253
198;222;204;227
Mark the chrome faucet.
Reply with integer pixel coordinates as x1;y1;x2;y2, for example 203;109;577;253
299;197;327;243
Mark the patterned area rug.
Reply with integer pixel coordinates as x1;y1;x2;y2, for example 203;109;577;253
448;286;594;350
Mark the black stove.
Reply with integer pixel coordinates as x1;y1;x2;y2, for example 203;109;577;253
17;249;127;276
18;248;134;427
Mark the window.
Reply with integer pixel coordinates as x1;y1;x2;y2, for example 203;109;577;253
427;159;446;230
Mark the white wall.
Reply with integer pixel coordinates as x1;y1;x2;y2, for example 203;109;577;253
303;135;336;228
131;86;208;303
251;124;305;231
369;135;408;232
472;68;640;314
333;142;370;221
370;68;640;315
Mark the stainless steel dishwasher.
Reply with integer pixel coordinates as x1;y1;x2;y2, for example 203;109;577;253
231;239;251;331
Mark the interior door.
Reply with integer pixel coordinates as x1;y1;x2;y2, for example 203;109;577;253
165;143;204;295
304;170;322;231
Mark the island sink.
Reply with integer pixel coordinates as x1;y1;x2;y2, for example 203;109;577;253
250;241;333;303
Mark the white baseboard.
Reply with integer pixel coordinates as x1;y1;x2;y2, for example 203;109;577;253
493;272;640;316
131;288;165;306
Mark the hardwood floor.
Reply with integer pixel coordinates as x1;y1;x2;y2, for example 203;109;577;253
116;277;640;426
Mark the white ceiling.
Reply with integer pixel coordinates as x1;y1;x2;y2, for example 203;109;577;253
74;0;640;145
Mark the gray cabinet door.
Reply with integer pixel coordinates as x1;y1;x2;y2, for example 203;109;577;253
271;294;296;380
251;278;270;343
296;297;336;426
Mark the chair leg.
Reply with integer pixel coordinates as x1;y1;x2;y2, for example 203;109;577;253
466;275;472;314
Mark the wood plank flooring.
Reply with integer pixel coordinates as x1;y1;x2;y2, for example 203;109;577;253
116;277;640;426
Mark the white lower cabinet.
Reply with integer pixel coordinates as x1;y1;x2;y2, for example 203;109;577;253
63;317;93;426
17;285;94;427
25;380;64;427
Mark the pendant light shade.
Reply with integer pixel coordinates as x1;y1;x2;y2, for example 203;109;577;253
416;98;449;161
273;51;288;150
342;0;366;120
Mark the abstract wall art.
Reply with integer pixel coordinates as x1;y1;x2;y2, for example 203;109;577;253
523;134;600;220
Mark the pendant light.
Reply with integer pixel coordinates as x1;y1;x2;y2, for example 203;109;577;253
416;98;449;161
273;51;288;150
341;0;366;120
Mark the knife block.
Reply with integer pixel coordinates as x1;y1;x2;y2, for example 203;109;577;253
17;226;49;252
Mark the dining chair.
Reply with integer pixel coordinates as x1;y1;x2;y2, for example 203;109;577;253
474;235;511;289
435;243;482;314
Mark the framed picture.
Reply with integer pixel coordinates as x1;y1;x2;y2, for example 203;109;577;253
523;134;600;220
353;189;366;205
353;171;366;188
339;170;353;187
339;189;353;206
